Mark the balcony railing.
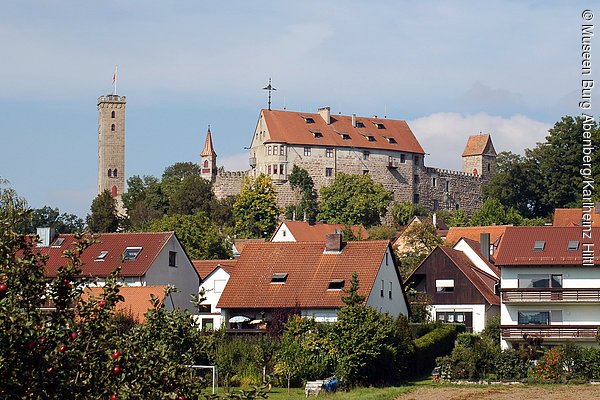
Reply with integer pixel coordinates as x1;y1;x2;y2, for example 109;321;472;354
501;288;600;303
501;325;599;341
249;157;256;167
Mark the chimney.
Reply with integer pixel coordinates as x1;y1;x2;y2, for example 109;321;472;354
318;106;331;124
480;233;490;261
36;227;57;247
325;233;342;252
432;213;437;228
352;114;357;128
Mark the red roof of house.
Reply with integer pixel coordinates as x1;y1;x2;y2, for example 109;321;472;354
261;109;425;154
438;247;499;305
553;208;600;227
35;232;176;278
445;225;510;248
494;226;600;266
233;239;265;255
461;134;496;157
459;237;501;276
82;285;167;323
217;241;393;309
272;220;369;241
192;259;236;280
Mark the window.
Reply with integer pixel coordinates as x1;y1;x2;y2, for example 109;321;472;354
201;319;214;330
518;311;550;325
414;174;420;185
436;279;454;292
267;146;272;155
568;240;580;251
363;151;370;160
303;117;315;124
386;137;397;143
214;279;226;293
111;124;115;131
388;281;392;299
273;164;278;175
108;169;112;177
123;247;142;260
365;135;375;142
414;155;419;165
95;251;109;261
445;180;450;192
51;238;65;247
373;122;385;129
280;145;285;155
413;193;420;203
280;164;285;175
326;148;333;158
518;274;562;288
433;199;439;211
380;279;384;297
341;133;351;140
487;163;491;172
267;165;272;175
168;251;177;267
273;146;278;155
327;279;345;290
304;147;311;156
197;304;210;313
271;273;288;284
313;131;323;138
113;169;117;178
356;121;365;128
111;110;116;118
533;241;546;251
432;177;437;187
363;170;369;175
203;160;209;168
325;167;333;177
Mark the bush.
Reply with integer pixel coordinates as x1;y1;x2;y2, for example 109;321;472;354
408;322;440;338
576;347;600;381
413;324;464;374
437;333;500;381
494;349;529;381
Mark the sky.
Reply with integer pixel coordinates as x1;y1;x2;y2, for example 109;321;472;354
0;1;591;217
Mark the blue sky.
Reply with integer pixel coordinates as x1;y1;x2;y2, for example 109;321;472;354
0;1;590;217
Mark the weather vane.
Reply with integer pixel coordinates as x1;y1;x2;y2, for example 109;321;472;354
262;78;276;111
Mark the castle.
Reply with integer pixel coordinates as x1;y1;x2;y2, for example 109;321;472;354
97;92;496;216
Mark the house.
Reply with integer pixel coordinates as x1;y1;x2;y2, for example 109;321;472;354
496;226;600;349
405;234;500;332
192;259;237;329
444;225;511;259
553;205;600;227
36;228;200;313
270;220;369;242
82;285;168;323
217;234;409;327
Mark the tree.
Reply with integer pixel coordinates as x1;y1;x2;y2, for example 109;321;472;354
366;224;397;240
233;174;282;239
148;212;231;260
397;221;442;279
87;190;120;233
168;175;214;216
470;198;546;227
391;201;426;227
318;173;393;228
122;175;167;230
288;166;318;221
341;272;366;307
18;206;84;234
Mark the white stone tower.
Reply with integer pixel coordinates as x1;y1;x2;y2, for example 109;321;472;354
97;94;126;211
200;126;217;182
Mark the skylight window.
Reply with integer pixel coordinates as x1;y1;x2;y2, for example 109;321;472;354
271;273;288;284
385;137;397;144
312;131;323;138
303;117;315;124
51;238;65;247
533;241;546;252
373;122;385;129
95;251;109;261
123;247;142;260
355;121;365;128
340;133;351;140
327;279;345;290
365;135;376;142
568;240;580;251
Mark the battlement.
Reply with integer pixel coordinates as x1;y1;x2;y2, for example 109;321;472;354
217;170;250;178
426;167;479;179
98;95;126;104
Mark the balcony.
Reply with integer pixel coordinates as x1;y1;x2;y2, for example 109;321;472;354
501;288;600;303
501;325;599;341
249;157;256;168
387;157;398;168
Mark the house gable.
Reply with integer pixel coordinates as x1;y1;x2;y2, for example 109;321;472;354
366;246;409;317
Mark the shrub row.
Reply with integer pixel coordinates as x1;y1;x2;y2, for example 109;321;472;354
413;324;464;374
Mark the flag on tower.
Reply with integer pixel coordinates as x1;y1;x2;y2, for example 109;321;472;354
112;65;118;95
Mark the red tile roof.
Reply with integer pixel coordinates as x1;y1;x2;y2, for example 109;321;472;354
192;259;236;280
218;241;393;309
83;285;167;323
494;226;600;266
445;225;510;247
233;239;265;255
439;247;499;306
262;109;425;154
201;127;216;157
553;208;600;227
462;134;496;157
273;221;369;241
35;232;175;278
460;237;501;276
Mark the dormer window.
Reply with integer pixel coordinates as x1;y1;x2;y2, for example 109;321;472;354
312;131;323;138
327;279;345;290
385;137;397;144
123;247;142;260
373;122;385;129
340;133;351;140
355;121;365;128
271;273;288;284
365;135;376;142
95;251;109;261
533;241;545;252
568;240;580;251
51;238;65;247
303;117;315;124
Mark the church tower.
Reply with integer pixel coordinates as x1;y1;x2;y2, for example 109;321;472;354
462;133;497;180
97;94;126;211
200;126;217;182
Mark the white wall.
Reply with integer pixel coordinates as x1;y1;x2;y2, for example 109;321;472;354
271;222;296;242
196;267;230;330
301;309;339;323
366;248;409;318
430;304;488;333
453;239;498;278
501;267;600;289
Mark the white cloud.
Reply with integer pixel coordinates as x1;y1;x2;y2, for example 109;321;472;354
409;112;552;171
220;152;250;172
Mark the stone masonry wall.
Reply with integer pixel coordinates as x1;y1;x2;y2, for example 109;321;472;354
213;171;249;199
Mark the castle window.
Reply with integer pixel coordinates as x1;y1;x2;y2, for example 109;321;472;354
386;137;397;144
273;146;278;155
356;121;365;128
303;117;315;124
363;151;370;160
325;167;333;177
111;111;116;118
280;145;285;155
113;169;118;178
204;160;209;168
414;155;419;165
273;164;278;175
413;193;420;203
340;133;351;140
373;122;385;129
268;165;272;175
365;135;376;142
432;177;437;187
267;146;272;155
111;124;115;131
326;148;333;158
487;163;491;172
312;131;323;138
445;180;449;192
108;169;112;177
400;154;406;163
414;174;420;185
280;164;285;175
433;199;439;210
304;147;311;156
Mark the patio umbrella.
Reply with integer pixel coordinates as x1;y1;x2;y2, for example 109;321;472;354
229;316;251;323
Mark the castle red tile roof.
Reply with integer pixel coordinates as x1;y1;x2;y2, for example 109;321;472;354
36;232;175;278
461;134;496;157
201;127;216;157
192;259;236;280
217;240;393;309
272;220;369;241
494;226;600;266
83;285;167;323
553;208;600;227
438;247;499;306
261;109;425;154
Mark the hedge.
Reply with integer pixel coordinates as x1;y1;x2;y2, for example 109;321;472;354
413;324;465;374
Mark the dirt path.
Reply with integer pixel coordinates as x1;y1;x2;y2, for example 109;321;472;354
396;385;600;400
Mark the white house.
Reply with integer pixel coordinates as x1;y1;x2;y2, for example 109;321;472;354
192;260;236;330
270;220;368;242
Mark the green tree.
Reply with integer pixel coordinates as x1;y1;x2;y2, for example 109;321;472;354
288;165;319;221
318;173;393;228
341;272;366;307
122;175;167;230
19;206;84;234
397;222;442;279
366;224;397;240
233;174;282;238
87;190;120;233
148;212;231;260
470;197;546;227
391;201;426;226
168;174;214;216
